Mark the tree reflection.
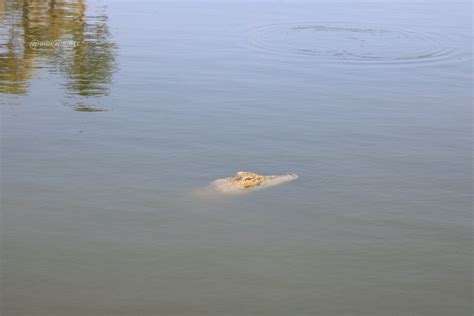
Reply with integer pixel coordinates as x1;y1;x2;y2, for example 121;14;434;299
0;0;116;97
0;0;5;18
0;1;33;95
67;4;116;96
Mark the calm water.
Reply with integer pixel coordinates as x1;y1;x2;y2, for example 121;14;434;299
1;0;472;315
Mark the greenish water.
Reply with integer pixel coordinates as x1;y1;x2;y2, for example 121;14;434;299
1;0;472;315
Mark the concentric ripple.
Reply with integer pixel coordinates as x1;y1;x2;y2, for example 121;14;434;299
246;23;457;65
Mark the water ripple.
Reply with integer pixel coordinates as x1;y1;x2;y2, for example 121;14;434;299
246;23;460;66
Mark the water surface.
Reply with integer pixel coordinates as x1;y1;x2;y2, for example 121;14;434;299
1;0;472;315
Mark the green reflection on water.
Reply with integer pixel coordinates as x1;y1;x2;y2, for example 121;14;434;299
0;0;117;97
73;103;106;112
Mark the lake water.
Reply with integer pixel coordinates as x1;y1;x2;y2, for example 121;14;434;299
0;0;472;315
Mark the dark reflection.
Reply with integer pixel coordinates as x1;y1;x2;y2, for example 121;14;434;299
67;11;116;96
0;0;34;95
73;103;106;112
0;0;116;97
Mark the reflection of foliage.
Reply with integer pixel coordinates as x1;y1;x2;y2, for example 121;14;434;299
0;0;5;18
67;12;116;96
74;103;106;112
0;0;116;96
0;33;33;94
0;0;33;95
0;47;33;95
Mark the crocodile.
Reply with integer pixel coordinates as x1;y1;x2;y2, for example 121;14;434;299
208;171;299;194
